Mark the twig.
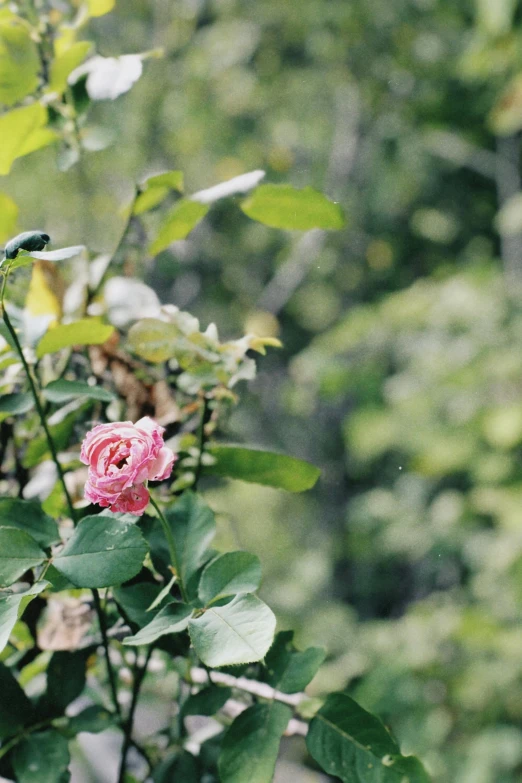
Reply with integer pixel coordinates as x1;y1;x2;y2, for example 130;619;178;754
117;646;154;783
190;666;306;707
92;589;121;720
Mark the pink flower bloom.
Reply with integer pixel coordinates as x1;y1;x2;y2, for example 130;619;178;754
80;417;175;515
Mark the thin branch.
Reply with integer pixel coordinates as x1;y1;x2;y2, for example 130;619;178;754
190;666;306;707
92;589;121;720
117;646;154;783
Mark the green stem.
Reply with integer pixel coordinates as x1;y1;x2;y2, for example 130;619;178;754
92;588;121;719
116;646;154;783
0;270;75;521
149;494;188;603
0;266;121;730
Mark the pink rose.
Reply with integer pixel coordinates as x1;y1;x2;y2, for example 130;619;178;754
80;416;175;515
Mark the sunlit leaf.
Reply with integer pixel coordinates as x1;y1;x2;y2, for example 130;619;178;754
205;445;321;492
0;103;56;176
241;184;345;230
0;12;39;106
87;0;115;17
149;199;209;255
0;192;18;243
49;41;92;94
191;169;265;204
189;594;276;667
36;318;114;358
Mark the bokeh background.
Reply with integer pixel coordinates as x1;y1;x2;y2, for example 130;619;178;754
5;0;522;780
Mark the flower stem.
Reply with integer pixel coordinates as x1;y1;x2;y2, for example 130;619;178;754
116;646;153;783
149;493;188;603
0;269;76;521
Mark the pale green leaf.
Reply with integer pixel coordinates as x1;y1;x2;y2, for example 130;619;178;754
205;445;321;492
241;184;345;231
36;318;114;358
198;551;262;606
122;601;192;646
0;13;39;106
49;41;91;94
189;594;276;667
128;317;180;362
43;379;115;404
0;526;46;587
0;103;55;176
149;199;209;255
0;192;18;243
87;0;115;16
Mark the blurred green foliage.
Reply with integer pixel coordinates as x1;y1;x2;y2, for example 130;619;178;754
4;0;522;780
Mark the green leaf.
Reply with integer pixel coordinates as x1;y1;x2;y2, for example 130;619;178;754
43;379;115;404
49;41;91;94
128;317;180;362
149;199;209;255
36;318;114;358
134;170;184;215
12;730;70;783
0;581;48;654
23;402;90;469
113;581;168;628
53;516;148;588
306;693;431;783
122;601;192;646
189;593;276;667
0;527;46;587
198;551;262;606
218;702;292;783
153;750;199;783
0;498;60;547
241;184;345;231
66;705;115;735
181;685;232;719
0;103;56;176
0;13;39;106
87;0;115;16
41;650;90;716
162;492;216;594
206;445;320;492
0;392;34;414
0;191;18;244
264;631;325;693
0;661;34;738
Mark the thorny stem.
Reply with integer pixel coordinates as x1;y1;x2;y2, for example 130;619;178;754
0;263;122;730
117;646;154;783
149;493;189;603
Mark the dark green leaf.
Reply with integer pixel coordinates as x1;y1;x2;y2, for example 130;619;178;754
0;498;59;547
161;492;216;595
153;750;199;783
43;379;115;404
66;705;115;735
218;702;291;783
198;551;262;606
0;527;46;587
113;581;167;628
182;685;232;719
41;650;90;716
264;631;325;693
53;516;148;588
206;445;320;492
0;661;34;739
0;392;34;415
241;184;345;231
122;601;192;646
12;730;70;783
306;693;431;783
189;594;276;667
149;199;209;255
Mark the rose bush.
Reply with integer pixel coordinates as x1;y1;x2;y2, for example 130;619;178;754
80;417;175;514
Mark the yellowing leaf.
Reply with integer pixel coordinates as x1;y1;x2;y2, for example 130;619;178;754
25;262;63;324
87;0;115;17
